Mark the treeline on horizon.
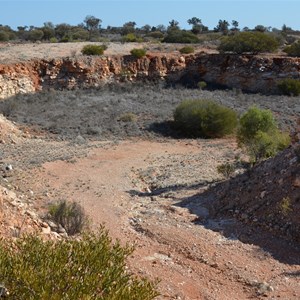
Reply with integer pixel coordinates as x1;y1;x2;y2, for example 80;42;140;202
0;15;299;44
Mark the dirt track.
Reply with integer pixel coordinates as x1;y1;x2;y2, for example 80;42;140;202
1;137;297;300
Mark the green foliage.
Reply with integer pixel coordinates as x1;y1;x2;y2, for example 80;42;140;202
238;106;276;142
163;30;199;43
179;46;195;54
197;81;207;90
277;78;300;96
48;200;88;235
284;40;300;57
173;99;238;138
49;37;58;43
27;29;44;42
0;231;159;299
237;106;290;163
0;30;9;41
218;32;279;54
122;33;143;43
279;197;292;216
146;31;165;40
130;48;147;58
81;44;106;55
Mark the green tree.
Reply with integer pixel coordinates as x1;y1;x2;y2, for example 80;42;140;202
187;17;207;34
167;19;180;32
254;24;267;32
121;21;136;35
231;20;239;31
84;15;102;40
214;19;230;35
27;29;44;42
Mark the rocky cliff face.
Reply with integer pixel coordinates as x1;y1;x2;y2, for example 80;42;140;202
1;53;300;99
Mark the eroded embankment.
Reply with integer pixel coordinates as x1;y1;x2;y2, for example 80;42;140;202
1;53;300;99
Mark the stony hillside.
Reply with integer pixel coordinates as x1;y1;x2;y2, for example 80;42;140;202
201;120;300;244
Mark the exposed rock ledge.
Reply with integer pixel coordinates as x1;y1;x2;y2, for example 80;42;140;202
0;53;300;99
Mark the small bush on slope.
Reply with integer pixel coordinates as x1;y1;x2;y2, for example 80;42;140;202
277;78;300;96
81;44;106;55
237;106;290;163
48;200;88;235
173;99;237;138
0;230;159;299
130;48;147;58
284;40;300;57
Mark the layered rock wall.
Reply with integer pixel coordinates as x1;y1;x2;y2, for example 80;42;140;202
1;53;300;99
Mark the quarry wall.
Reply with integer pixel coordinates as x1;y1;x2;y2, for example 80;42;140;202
0;53;300;99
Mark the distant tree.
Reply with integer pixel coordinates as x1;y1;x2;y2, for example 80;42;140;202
0;31;9;41
187;17;201;26
282;24;292;33
141;24;151;34
156;24;167;33
168;19;180;32
55;23;72;40
254;25;267;32
17;26;28;40
41;22;55;40
84;15;101;40
121;21;136;35
214;19;230;35
187;17;206;34
27;29;44;42
231;20;239;31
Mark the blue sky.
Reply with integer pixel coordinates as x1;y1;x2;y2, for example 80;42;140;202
1;0;299;31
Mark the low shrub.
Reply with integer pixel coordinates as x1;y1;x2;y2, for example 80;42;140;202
81;44;106;55
163;30;199;43
277;78;300;96
197;81;207;90
284;40;300;57
146;31;165;40
237;106;290;163
130;48;147;58
48;200;88;235
217;162;236;178
122;33;144;43
173;99;237;138
49;37;58;43
218;32;279;54
179;46;195;54
0;230;159;299
119;112;137;122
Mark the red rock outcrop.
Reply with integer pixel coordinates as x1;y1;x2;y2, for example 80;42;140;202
1;53;300;99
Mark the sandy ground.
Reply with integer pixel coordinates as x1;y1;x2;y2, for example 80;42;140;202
0;41;218;64
1;136;297;300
